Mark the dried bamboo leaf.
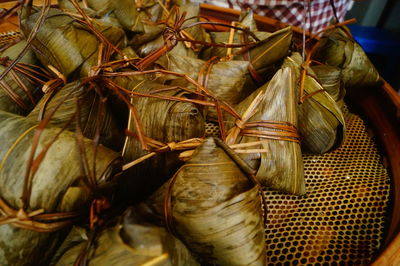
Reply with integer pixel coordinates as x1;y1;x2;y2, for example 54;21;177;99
0;41;42;115
238;9;258;32
202;26;291;68
53;208;199;266
20;8;127;78
313;26;380;88
146;138;266;265
136;3;209;58
284;53;346;154
245;26;292;70
157;53;250;116
59;0;163;32
200;9;270;60
128;22;164;49
27;81;124;151
227;67;305;195
311;64;346;108
0;111;120;266
202;26;292;93
58;0;100;17
120;80;205;201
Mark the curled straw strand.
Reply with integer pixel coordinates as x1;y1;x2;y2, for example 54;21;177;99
122;132;204;171
0;197;78;233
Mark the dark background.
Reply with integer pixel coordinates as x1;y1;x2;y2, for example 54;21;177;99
347;0;400;91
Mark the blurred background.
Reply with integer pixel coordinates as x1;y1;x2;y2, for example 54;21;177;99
347;0;400;91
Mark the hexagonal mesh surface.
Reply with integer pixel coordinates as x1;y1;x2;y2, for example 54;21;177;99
0;31;21;47
206;107;391;265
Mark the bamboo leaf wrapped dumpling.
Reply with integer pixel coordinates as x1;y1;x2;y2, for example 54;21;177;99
120;79;205;201
135;3;209;58
145;138;266;266
202;25;292;86
283;53;346;154
20;8;127;78
0;41;42;115
312;26;380;88
157;53;250;118
53;208;199;266
226;67;305;195
200;10;276;60
59;0;164;33
311;64;346;108
27;80;124;151
0;111;121;266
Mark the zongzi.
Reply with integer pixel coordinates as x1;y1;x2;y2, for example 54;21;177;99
312;26;380;88
202;25;292;88
146;138;266;266
59;0;164;33
0;40;42;115
119;79;205;201
283;52;345;154
226;67;305;195
311;64;346;108
157;53;250;119
27;80;124;151
20;8;126;79
53;207;199;266
0;111;120;266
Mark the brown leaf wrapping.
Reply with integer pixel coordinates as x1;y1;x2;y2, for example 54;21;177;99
227;67;305;195
27;80;124;151
146;138;266;265
312;26;380;88
0;41;42;115
120;80;205;201
283;53;346;154
53;208;199;266
0;111;120;266
20;8;127;78
157;53;250;118
311;64;346;109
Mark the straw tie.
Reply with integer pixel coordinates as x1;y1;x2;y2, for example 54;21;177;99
0;197;78;233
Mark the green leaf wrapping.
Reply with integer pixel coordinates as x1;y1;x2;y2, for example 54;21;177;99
146;138;266;265
0;111;120;266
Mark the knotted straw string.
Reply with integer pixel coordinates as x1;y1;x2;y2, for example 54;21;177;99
122;132;204;171
239;120;300;143
0;197;78;232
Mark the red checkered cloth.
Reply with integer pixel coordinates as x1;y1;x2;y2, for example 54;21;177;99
198;0;353;33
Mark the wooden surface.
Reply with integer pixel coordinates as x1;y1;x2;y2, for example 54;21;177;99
372;233;400;266
0;15;18;32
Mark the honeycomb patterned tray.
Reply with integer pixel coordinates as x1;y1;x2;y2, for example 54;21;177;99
0;31;21;47
206;107;391;265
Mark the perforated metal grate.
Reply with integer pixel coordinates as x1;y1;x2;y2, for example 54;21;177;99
206;108;391;265
0;31;21;46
